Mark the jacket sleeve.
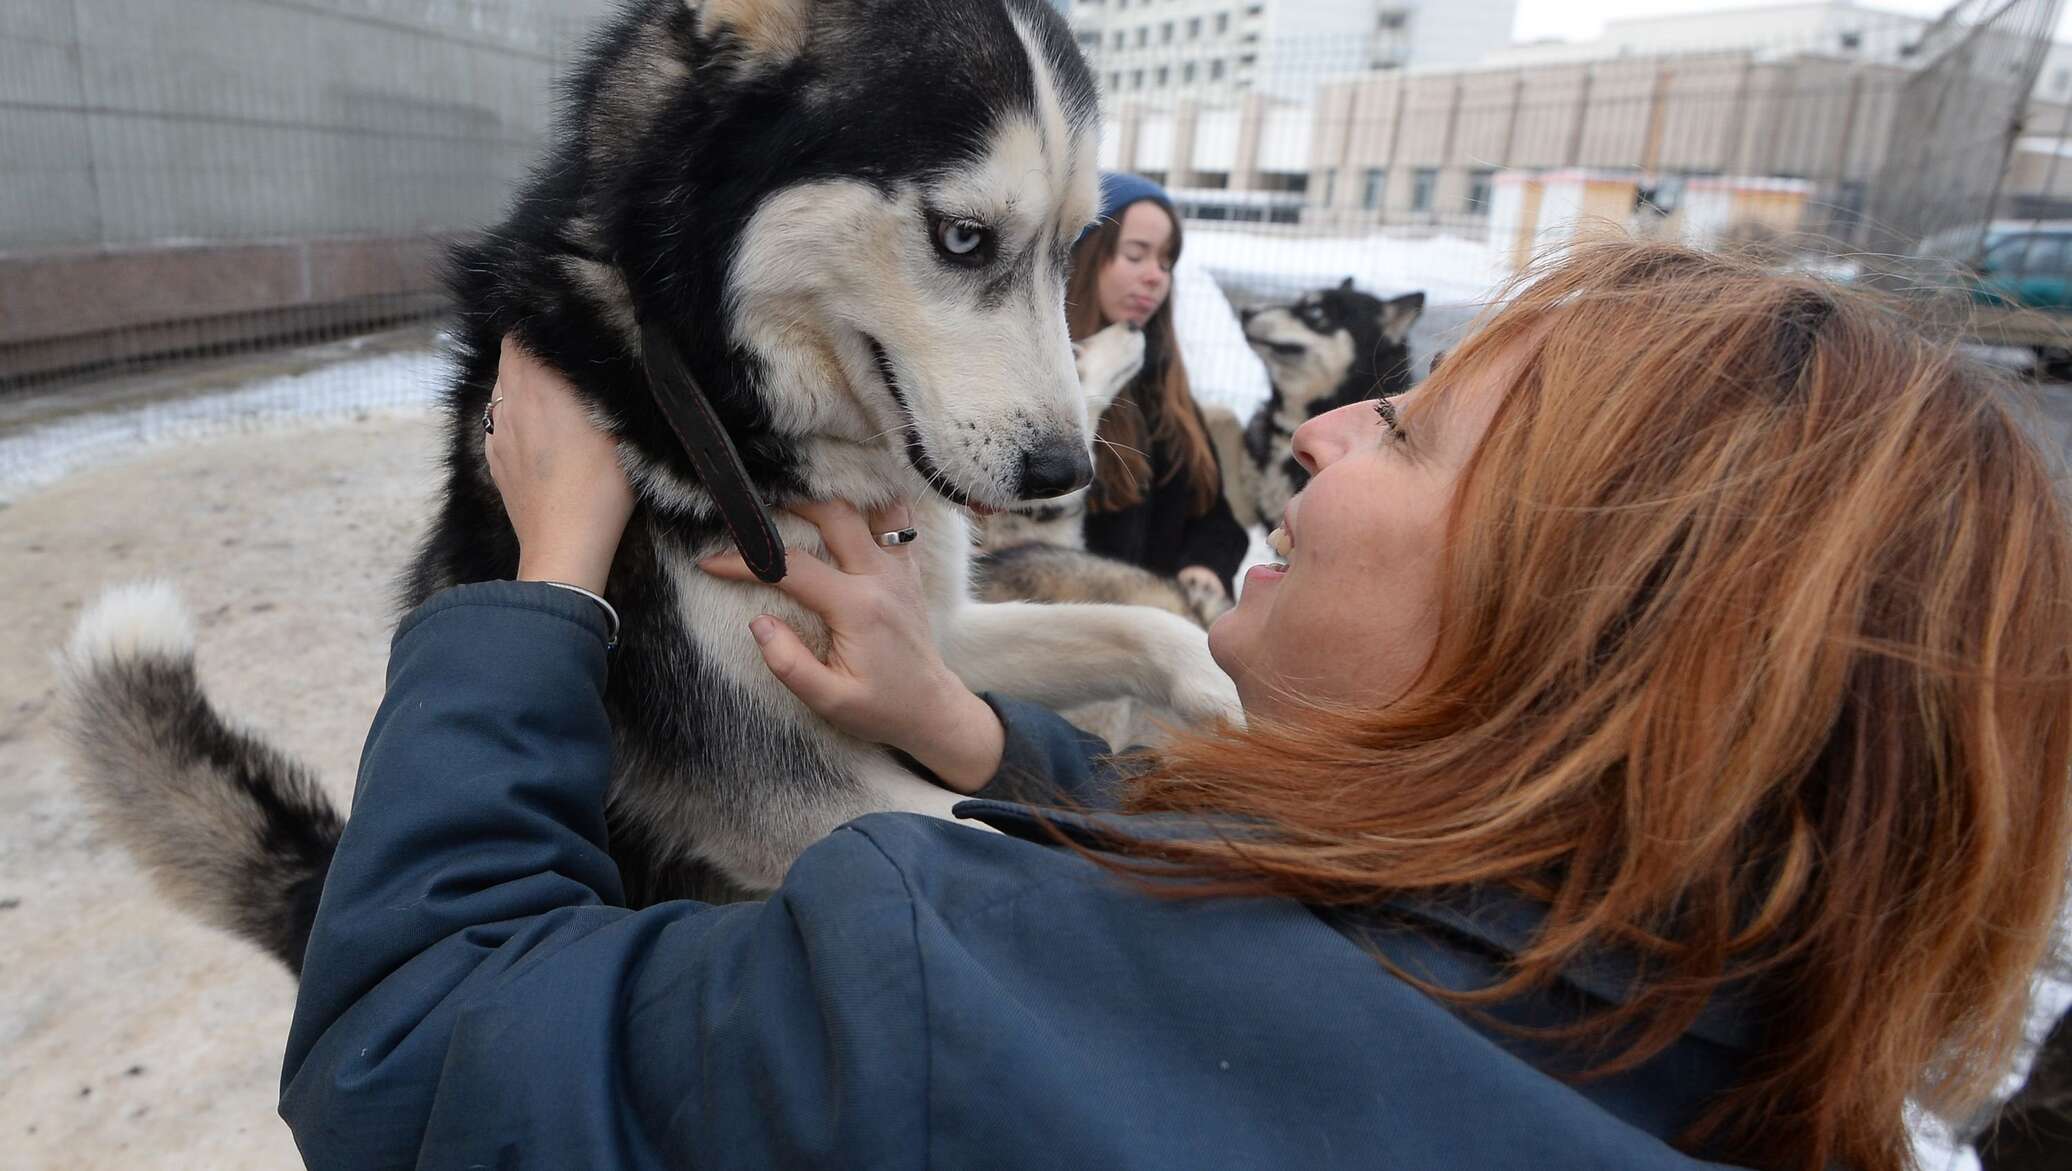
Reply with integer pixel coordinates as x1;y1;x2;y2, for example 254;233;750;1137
970;693;1125;809
279;581;930;1171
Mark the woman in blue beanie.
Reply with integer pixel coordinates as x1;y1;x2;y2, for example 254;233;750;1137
1066;172;1250;602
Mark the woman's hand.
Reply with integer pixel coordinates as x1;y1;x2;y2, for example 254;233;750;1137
484;337;637;596
700;500;1006;794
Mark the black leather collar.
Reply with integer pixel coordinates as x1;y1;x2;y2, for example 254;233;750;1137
639;320;788;583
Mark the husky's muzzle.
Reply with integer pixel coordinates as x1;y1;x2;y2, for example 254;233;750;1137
868;338;1092;505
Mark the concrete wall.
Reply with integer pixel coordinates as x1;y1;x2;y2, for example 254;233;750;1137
1;0;615;251
1;0;617;381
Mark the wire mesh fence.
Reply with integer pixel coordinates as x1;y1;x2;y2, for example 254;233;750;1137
0;0;614;390
1;0;2066;403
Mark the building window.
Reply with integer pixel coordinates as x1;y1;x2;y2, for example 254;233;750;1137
1410;169;1438;212
1131;68;1144;88
1465;169;1495;213
1113;30;1124;49
1362;168;1386;210
1215;12;1230;34
1210;58;1225;81
1161;21;1173;43
1155;64;1169;87
1108;71;1121;92
1182;61;1197;83
1378;10;1408;30
1322;168;1338;208
1839;30;1862;51
1135;26;1147;47
1238;52;1257;66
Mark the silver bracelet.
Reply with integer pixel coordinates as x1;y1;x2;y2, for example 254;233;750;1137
536;581;620;650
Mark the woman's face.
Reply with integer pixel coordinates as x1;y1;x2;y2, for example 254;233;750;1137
1097;201;1176;328
1208;342;1524;718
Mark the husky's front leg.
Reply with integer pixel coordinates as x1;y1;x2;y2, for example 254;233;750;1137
939;601;1241;725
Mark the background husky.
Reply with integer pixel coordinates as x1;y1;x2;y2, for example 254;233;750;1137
1215;279;1424;528
59;0;1237;970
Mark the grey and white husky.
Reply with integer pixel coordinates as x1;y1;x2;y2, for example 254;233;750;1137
59;0;1236;971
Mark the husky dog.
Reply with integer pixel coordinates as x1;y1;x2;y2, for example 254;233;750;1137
1226;279;1425;528
60;0;1239;970
974;319;1143;553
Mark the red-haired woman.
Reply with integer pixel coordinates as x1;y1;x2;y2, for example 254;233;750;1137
286;241;2072;1171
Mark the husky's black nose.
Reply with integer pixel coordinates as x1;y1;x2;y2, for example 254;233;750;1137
1239;306;1258;326
1018;440;1094;500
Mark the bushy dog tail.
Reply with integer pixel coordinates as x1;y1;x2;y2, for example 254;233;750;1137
58;582;342;975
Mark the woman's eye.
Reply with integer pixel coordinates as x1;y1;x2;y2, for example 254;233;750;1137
1373;397;1408;443
934;219;991;263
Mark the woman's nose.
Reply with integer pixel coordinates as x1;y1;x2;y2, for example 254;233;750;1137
1290;401;1374;476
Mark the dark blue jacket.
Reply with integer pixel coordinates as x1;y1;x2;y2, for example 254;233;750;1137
281;581;1753;1169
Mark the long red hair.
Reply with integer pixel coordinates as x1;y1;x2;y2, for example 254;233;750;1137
1102;240;2072;1171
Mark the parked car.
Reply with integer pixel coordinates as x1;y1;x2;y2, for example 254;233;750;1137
1967;222;2072;310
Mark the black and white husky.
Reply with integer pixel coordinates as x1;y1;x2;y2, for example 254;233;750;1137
59;0;1237;970
1217;279;1424;529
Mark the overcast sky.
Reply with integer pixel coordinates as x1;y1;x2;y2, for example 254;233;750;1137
1511;0;2072;44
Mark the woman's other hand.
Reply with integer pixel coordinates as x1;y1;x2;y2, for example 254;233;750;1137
700;500;1005;794
484;337;637;595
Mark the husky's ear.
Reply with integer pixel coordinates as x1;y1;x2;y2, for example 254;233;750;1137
1338;276;1356;291
1380;291;1426;342
696;0;812;62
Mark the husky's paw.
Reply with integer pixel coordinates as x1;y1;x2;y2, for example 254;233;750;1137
1074;320;1146;411
1166;663;1243;728
1176;566;1232;627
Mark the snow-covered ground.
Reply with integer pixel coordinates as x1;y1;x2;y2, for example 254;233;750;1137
0;349;453;505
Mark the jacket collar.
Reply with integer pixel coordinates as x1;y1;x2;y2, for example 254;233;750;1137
954;798;1756;1052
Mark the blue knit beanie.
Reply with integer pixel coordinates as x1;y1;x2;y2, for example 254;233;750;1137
1079;171;1176;247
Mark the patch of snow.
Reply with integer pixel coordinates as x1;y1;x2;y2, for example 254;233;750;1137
1170;249;1274;420
0;350;451;503
1185;227;1511;310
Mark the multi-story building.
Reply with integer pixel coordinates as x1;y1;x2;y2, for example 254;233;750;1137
1067;0;1519;105
1490;0;2072;104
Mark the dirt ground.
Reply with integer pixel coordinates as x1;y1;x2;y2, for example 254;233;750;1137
0;407;441;1169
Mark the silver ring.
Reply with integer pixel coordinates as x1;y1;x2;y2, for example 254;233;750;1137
876;527;919;548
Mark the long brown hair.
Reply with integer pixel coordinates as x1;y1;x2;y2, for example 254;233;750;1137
1103;241;2072;1171
1067;206;1221;514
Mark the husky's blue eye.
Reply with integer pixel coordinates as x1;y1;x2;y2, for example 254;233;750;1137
933;218;991;264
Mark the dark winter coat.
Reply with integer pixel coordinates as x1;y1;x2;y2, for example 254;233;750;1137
281;580;1754;1170
1083;403;1252;593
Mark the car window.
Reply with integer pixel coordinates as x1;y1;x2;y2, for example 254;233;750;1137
2028;235;2071;276
1985;235;2030;273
